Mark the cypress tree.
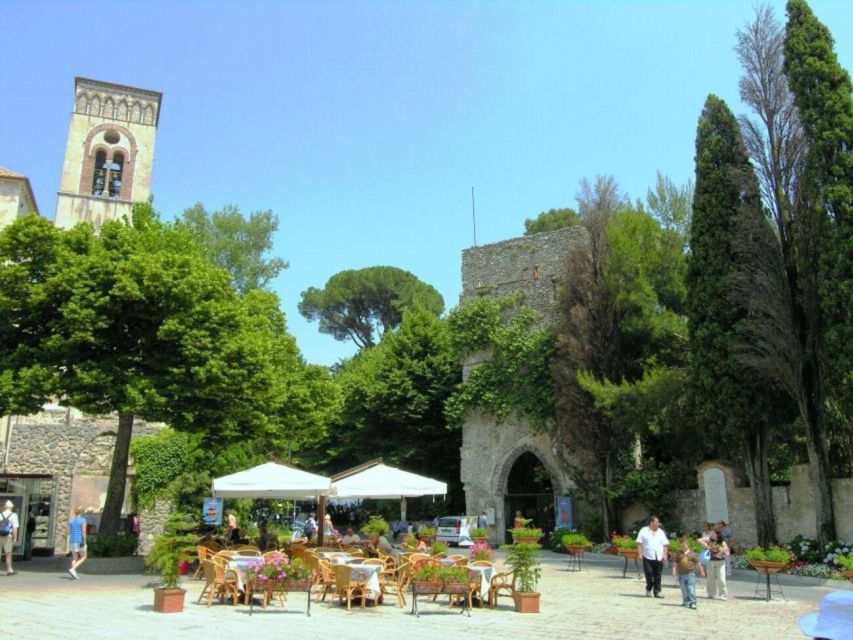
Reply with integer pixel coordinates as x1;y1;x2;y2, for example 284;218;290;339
687;95;780;545
782;0;852;541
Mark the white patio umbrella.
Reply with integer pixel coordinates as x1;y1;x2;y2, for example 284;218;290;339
331;463;447;499
211;461;331;500
330;461;447;524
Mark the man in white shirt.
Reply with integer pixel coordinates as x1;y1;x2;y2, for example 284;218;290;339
636;515;669;598
1;500;20;576
341;528;361;545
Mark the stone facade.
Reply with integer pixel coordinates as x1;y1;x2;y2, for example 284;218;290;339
54;77;161;230
459;226;588;541
623;461;853;547
0;167;39;231
1;406;165;554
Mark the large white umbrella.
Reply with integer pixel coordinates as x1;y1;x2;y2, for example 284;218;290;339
212;461;331;500
331;463;446;500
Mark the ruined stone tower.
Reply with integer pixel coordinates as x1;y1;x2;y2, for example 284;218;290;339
54;77;162;230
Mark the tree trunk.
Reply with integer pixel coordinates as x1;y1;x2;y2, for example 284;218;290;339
743;426;776;547
799;360;836;544
99;411;134;539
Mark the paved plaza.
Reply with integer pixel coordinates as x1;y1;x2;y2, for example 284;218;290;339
6;552;849;640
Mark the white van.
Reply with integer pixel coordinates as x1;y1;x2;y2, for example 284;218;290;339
435;515;478;547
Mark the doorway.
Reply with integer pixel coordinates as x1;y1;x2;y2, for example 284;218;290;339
504;452;554;542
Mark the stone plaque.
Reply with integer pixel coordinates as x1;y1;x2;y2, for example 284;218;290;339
703;467;729;523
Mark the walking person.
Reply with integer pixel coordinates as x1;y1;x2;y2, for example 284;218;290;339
636;515;669;598
68;506;87;579
1;500;19;576
700;529;729;600
671;538;702;609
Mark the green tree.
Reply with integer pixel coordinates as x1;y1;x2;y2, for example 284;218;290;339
179;203;288;295
299;266;445;348
0;206;315;537
687;95;786;545
523;207;580;235
781;0;852;540
318;308;462;510
646;171;693;250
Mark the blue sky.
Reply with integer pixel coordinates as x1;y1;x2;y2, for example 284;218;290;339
2;0;851;366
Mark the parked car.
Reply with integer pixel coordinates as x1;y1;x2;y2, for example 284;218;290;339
436;516;478;547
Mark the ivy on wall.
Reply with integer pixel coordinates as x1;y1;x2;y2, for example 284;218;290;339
130;429;192;509
445;295;555;429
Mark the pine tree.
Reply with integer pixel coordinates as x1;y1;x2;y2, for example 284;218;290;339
687;95;781;545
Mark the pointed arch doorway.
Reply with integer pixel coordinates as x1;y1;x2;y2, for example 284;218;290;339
504;451;554;542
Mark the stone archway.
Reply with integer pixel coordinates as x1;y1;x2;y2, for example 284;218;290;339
492;445;564;543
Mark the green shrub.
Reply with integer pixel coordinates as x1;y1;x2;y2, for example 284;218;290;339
86;534;139;558
548;527;573;549
501;542;541;592
470;527;489;539
418;527;436;537
430;541;448;555
611;536;638;550
511;527;543;540
361;515;389;537
744;545;792;564
836;553;853;571
412;564;468;584
561;533;592;547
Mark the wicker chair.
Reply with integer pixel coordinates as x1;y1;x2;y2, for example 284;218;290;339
193;545;211;580
314;559;337;602
333;564;368;610
198;558;239;607
488;569;517;608
379;560;411;608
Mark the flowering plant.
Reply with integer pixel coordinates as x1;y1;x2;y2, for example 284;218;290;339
469;541;494;562
246;553;290;585
611;535;638;550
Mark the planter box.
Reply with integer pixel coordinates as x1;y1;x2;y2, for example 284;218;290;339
512;591;540;613
443;583;469;595
284;580;313;592
412;581;443;594
748;560;789;575
153;588;186;614
616;548;640;560
564;544;591;555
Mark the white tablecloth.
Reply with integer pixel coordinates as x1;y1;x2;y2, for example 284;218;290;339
345;563;382;598
318;551;351;561
467;565;494;600
226;555;261;591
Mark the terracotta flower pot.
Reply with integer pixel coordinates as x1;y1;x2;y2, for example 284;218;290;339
512;591;540;613
844;570;853;581
284;579;313;591
153;588;186;614
564;544;590;555
472;536;489;544
418;535;434;545
513;537;542;544
616;547;640;560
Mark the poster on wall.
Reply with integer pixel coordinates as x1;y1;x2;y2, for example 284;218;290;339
202;497;224;526
555;496;573;530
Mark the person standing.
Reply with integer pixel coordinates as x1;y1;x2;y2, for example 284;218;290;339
1;500;19;576
224;509;238;544
478;510;489;530
716;521;735;578
636;515;669;598
700;530;729;600
67;506;88;579
671;538;702;609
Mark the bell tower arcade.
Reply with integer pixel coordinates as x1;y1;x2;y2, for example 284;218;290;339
54;77;162;230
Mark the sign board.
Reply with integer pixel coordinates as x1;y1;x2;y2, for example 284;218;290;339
555;496;573;530
703;467;729;523
202;497;224;526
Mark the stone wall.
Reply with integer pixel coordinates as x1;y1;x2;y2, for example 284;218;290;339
138;499;175;555
2;405;166;554
622;462;853;547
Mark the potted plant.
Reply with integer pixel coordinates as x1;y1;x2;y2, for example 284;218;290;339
430;541;448;556
469;541;494;562
501;542;541;613
470;527;490;544
411;563;444;594
283;557;313;591
511;526;543;544
145;514;199;613
611;535;640;560
745;545;794;574
403;531;418;548
561;533;592;556
418;527;436;544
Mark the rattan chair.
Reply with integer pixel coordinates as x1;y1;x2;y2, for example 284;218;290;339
379;560;411;608
314;559;337;602
333;564;367;610
488;569;517;608
199;558;239;607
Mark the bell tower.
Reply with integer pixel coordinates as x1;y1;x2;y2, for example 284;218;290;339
54;77;162;230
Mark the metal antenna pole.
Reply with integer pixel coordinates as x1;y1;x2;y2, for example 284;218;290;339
471;186;478;247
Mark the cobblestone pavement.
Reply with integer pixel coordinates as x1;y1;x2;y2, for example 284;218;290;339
5;552;849;640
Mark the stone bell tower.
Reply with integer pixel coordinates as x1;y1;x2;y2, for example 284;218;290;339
54;77;162;230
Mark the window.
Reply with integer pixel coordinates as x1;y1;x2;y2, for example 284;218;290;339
109;153;124;198
91;150;107;196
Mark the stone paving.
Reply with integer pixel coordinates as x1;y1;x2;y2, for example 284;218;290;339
5;551;849;640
